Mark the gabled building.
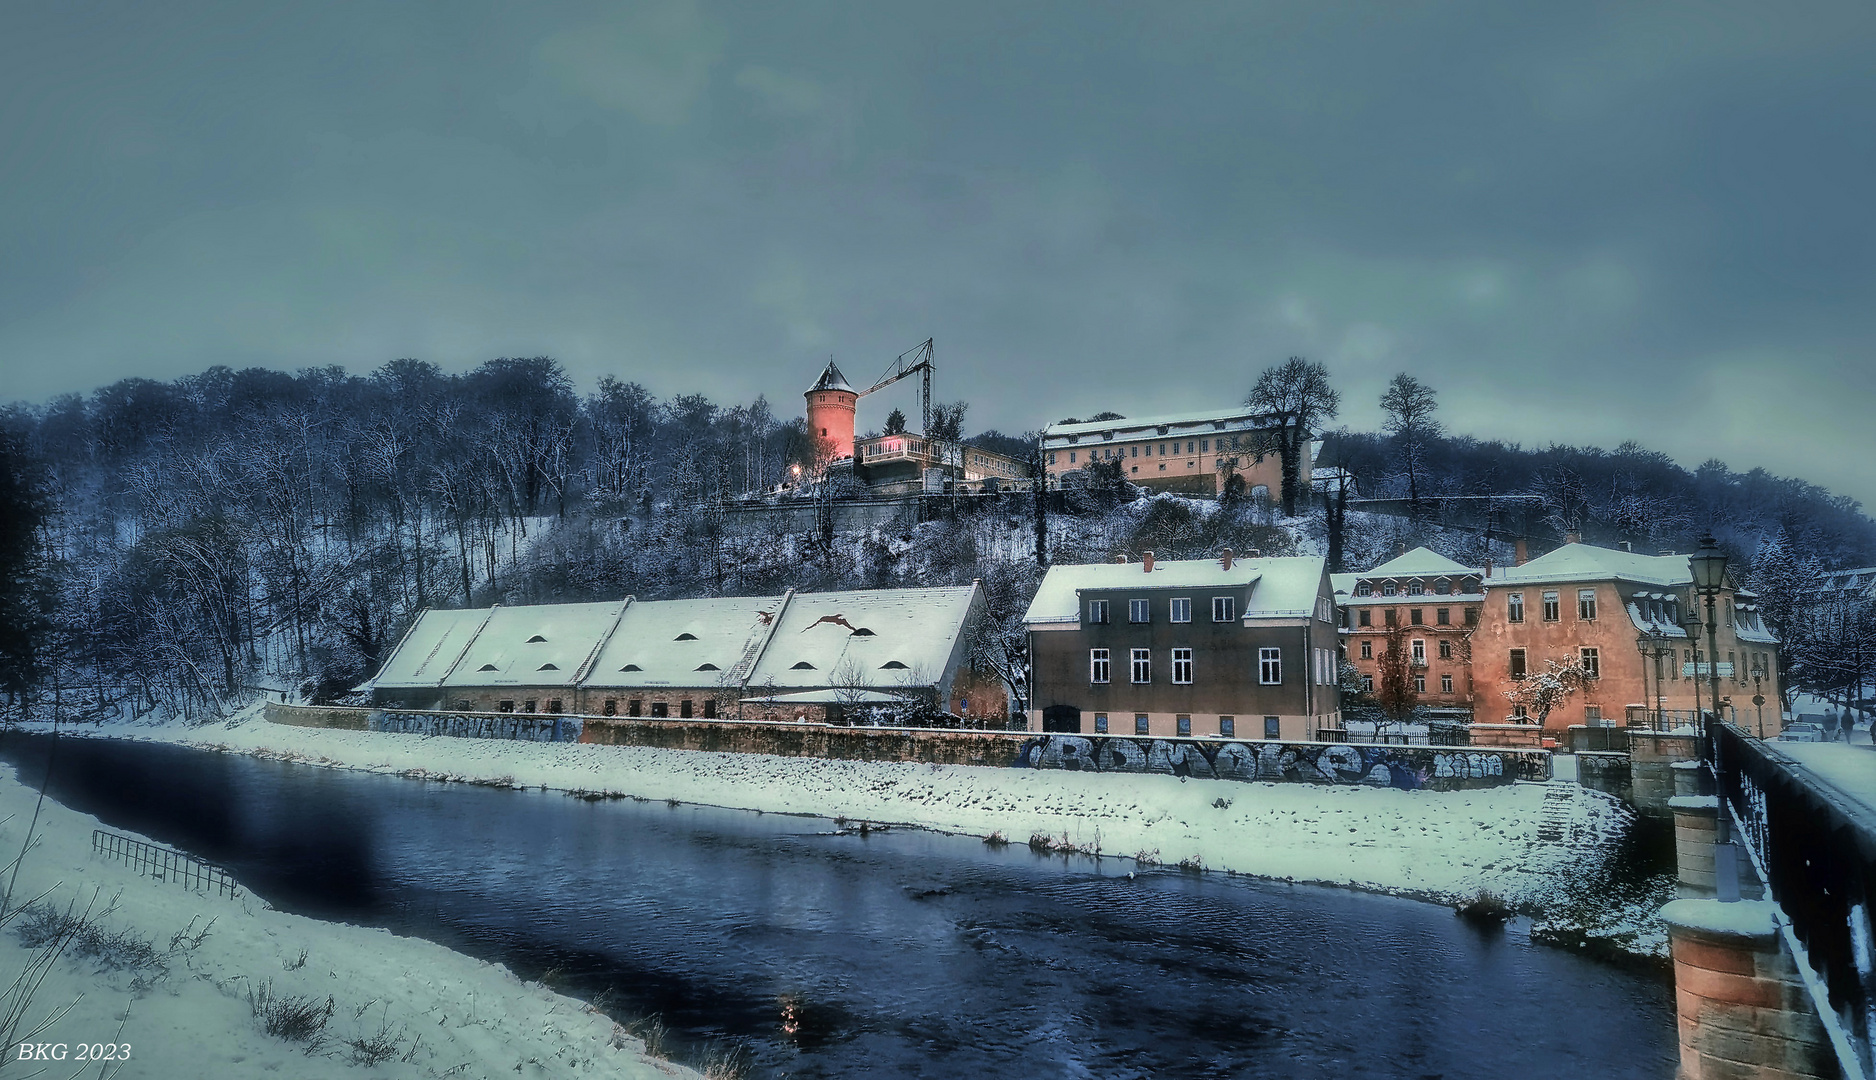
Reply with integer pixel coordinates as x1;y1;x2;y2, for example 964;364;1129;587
1472;541;1781;732
1038;408;1306;498
1024;550;1341;740
1332;547;1485;715
371;584;1010;724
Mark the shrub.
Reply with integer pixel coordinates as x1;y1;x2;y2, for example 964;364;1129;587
250;980;335;1045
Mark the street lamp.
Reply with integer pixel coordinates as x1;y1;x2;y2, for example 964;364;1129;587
1749;662;1768;740
1689;534;1729;729
1637;630;1671;728
1683;607;1704;726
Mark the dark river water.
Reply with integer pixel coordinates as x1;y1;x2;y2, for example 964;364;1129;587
0;733;1674;1079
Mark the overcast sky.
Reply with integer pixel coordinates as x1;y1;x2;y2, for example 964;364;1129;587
2;2;1872;506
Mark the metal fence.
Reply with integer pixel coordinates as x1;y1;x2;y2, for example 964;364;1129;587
1625;706;1713;732
92;830;238;900
1706;718;1876;1078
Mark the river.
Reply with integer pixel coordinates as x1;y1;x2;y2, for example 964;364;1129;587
0;733;1675;1078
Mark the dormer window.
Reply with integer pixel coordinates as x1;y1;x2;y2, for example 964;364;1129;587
1407;581;1424;596
675;633;698;641
1382;582;1397;596
696;663;720;671
881;660;908;669
620;664;642;672
537;663;558;671
478;663;499;671
791;661;816;670
1355;582;1372;597
1434;579;1451;595
526;635;547;643
851;627;875;636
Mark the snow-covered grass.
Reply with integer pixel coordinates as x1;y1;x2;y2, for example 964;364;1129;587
0;759;700;1080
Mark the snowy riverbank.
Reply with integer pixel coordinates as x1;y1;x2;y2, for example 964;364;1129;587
0;758;699;1080
30;705;1668;953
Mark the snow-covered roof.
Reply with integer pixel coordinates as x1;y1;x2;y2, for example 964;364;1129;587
750;586;979;689
376;584;981;695
1041;407;1281;445
1490;544;1693;588
739;689;911;704
583;595;783;689
441;601;626;689
1364;547;1480;580
1025;555;1326;624
808;361;856;394
373;607;493;689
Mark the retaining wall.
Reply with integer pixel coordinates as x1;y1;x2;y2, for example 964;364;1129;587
1014;734;1549;789
1630;731;1702;815
1576;750;1633;802
263;702;371;730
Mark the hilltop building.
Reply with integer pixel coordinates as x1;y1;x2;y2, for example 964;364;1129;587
1038;408;1306;498
371;584;1011;724
1025;550;1342;740
801;360;1031;495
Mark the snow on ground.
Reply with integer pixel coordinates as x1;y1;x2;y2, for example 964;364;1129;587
1780;736;1876;819
89;709;1636;916
0;761;697;1080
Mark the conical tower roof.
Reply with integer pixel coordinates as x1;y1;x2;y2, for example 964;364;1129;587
808;361;856;395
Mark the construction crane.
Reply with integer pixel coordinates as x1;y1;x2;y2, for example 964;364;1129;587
860;338;934;436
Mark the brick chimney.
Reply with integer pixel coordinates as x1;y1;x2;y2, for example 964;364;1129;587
1220;548;1234;571
1565;530;1582;545
1142;550;1155;573
1513;537;1529;566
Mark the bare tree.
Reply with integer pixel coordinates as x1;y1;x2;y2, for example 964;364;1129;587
1379;373;1440;504
1246;357;1339;516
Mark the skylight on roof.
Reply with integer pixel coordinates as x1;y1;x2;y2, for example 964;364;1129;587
478;663;498;671
696;663;719;671
526;635;547;643
791;661;815;670
880;660;908;669
538;663;558;671
620;664;641;672
675;633;698;641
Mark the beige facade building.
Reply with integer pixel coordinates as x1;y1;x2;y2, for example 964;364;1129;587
1038;408;1304;497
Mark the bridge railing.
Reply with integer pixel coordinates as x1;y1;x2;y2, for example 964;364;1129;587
1706;717;1876;1078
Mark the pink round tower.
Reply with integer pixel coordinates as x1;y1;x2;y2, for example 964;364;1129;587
805;361;858;460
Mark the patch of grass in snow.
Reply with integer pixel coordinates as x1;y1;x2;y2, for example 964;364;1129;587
249;979;336;1048
1133;848;1161;867
13;899;211;976
1454;890;1512;926
1212;797;1232;810
1177;855;1204;874
981;830;1009;848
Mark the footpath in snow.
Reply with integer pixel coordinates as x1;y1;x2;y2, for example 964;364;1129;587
98;710;1639;919
0;760;696;1080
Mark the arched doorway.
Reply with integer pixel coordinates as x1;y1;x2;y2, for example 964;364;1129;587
1041;704;1082;733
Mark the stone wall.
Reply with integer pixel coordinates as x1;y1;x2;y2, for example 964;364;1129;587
372;710;581;743
1466;723;1545;749
1576;750;1633;802
263;702;371;730
578;716;1026;766
1015;734;1549;789
1630;731;1702;815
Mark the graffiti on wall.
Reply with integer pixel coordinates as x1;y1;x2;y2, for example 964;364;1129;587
1011;735;1547;789
370;710;583;743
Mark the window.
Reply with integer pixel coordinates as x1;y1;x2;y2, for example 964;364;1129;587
1131;649;1151;683
1585;705;1603;723
1088;599;1109;624
1578;589;1598;621
1512;704;1528;719
1090;649;1110;684
1048;452;1057;465
1441;673;1454;693
1507;593;1524;623
1361;675;1374;692
1509;648;1527;679
628;699;643;717
1439;640;1453;660
524;700;537;713
1259;647;1282;684
680;699;693;718
1465;607;1479;627
1411;639;1426;664
703;699;717;719
1355;582;1372;597
1264;716;1281;739
1219;715;1235;737
1414;675;1426;693
1094;713;1109;734
499;700;515;713
1542;590;1560;621
1580;647;1600;679
1410;608;1424;626
1173;648;1193;684
1176;715;1191;736
1069;452;1076;464
1360;641;1373;659
1135;714;1150;735
1382;582;1398;596
453;700;471;711
1436;607;1450;626
1408;581;1424;595
1129;599;1150;624
547;699;563;714
650;701;668;718
1201;439;1209;451
1435;580;1451;595
603;699;618;716
1358;609;1372;627
1130;446;1138;457
1170;597;1192;623
1385;609;1398;627
1212;596;1236;622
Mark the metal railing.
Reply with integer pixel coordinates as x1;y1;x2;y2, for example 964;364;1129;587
1706;718;1875;1078
92;830;238;899
1625;706;1713;732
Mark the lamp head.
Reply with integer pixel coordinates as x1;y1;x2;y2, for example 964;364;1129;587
1689;533;1729;593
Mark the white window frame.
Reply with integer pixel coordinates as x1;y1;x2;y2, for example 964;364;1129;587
1088;599;1109;624
1090;649;1110;684
1131;648;1152;684
1578;589;1598;621
1170;597;1192;623
1360;640;1372;659
1542;590;1561;621
1507;592;1524;623
1212;596;1236;622
1414;674;1426;693
1172;648;1193;685
1411;639;1426;664
1580;646;1600;679
1441;673;1454;693
1129;598;1150;624
1258;647;1282;685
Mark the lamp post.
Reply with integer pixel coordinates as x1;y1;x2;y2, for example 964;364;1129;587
1637;630;1671;728
1749;663;1768;740
1636;632;1655;729
1684;607;1704;726
1689;534;1730;728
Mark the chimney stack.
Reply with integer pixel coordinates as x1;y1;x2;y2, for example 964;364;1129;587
1142;550;1155;574
1112;554;1128;563
1397;541;1408;556
1513;537;1529;566
1220;548;1234;571
1565;530;1582;545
